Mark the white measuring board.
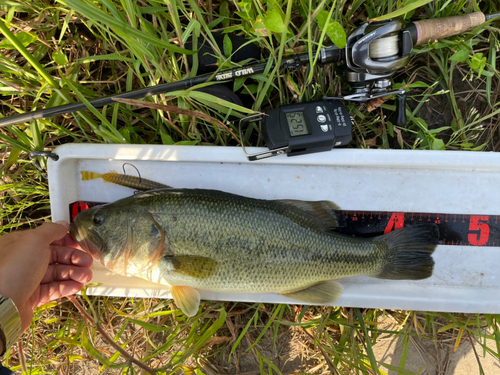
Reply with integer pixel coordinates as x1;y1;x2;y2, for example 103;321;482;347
48;144;500;313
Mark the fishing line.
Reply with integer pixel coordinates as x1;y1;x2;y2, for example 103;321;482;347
369;35;399;59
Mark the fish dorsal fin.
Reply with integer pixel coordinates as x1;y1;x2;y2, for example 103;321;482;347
281;280;344;304
163;256;217;279
171;286;200;317
278;200;340;231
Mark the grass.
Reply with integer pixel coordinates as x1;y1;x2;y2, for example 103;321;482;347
1;0;500;373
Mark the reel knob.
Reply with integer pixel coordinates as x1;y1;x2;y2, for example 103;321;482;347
394;92;407;127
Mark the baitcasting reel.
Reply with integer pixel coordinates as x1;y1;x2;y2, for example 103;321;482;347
326;12;493;127
329;18;412;127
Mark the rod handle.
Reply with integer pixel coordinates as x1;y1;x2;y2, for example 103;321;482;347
413;12;485;46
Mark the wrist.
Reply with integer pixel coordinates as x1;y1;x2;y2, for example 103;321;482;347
0;295;21;357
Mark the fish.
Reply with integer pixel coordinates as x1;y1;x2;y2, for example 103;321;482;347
70;188;439;317
81;170;171;191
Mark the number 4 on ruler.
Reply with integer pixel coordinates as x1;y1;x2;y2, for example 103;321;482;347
384;212;404;234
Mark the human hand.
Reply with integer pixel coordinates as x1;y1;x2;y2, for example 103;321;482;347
0;221;93;332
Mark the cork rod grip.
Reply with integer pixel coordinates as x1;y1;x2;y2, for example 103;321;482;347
413;12;486;45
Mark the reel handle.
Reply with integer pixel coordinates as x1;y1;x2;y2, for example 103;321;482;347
394;93;407;127
412;12;486;46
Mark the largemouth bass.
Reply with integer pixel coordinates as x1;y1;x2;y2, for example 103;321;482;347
70;188;439;317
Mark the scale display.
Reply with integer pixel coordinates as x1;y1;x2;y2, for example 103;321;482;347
285;111;309;137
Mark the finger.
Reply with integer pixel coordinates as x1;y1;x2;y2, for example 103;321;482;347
42;264;93;284
61;233;82;249
34;221;69;245
52;233;82;249
50;246;93;267
36;281;86;306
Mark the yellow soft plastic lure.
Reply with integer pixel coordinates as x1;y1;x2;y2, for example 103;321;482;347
81;170;170;191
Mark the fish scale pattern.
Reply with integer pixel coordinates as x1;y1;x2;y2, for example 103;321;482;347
130;189;388;294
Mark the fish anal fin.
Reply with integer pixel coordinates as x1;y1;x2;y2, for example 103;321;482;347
278;200;340;231
281;280;344;304
171;286;200;317
163;256;218;279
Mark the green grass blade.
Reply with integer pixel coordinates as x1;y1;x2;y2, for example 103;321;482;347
371;0;433;21
0;19;58;87
355;308;381;375
58;0;194;55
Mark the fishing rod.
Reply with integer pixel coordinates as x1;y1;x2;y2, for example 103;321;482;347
0;11;498;132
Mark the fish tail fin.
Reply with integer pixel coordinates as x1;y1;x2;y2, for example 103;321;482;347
376;224;439;280
81;171;103;181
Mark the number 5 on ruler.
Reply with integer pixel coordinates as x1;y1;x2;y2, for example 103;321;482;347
468;215;490;246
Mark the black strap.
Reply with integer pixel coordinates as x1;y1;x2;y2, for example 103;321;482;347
0;362;14;375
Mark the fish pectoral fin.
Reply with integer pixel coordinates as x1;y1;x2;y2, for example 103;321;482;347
281;280;344;304
163;256;217;279
171;286;201;317
277;200;340;231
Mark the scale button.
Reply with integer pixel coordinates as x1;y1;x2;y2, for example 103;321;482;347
316;106;324;113
317;115;327;123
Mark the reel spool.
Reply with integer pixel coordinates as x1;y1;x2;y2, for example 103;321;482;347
369;34;399;59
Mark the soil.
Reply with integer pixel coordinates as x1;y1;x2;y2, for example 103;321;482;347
398;53;499;151
372;316;500;375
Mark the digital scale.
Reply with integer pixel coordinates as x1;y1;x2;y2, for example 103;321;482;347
239;99;352;161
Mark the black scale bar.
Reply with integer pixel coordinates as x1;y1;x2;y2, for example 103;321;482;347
335;210;499;247
69;202;500;247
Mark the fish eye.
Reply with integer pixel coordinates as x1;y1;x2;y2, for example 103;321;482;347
92;214;104;225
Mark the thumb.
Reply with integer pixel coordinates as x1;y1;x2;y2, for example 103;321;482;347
34;221;69;244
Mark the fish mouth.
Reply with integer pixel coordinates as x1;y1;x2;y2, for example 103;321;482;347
69;223;81;242
70;222;103;260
